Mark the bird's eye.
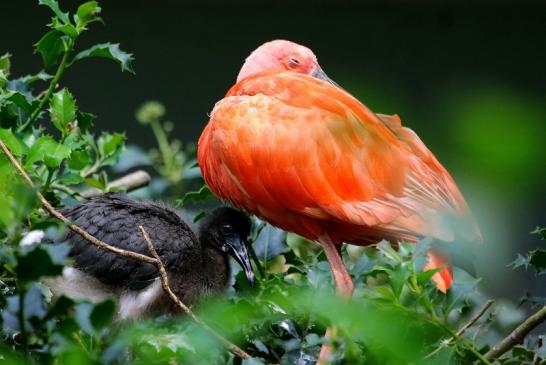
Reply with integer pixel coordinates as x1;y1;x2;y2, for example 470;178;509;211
221;224;234;235
288;57;301;67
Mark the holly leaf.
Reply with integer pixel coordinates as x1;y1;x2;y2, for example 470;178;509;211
16;244;69;283
253;224;288;261
97;132;125;166
26;135;71;169
34;30;66;67
39;0;70;24
75;1;102;30
528;249;546;274
67;149;92;170
50;17;78;39
90;300;115;331
75;111;95;132
0;128;27;156
0;53;11;78
71;43;135;73
0;69;6;88
532;226;546;240
49;88;77;133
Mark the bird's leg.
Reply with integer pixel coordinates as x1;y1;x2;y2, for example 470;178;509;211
317;234;354;364
319;234;354;298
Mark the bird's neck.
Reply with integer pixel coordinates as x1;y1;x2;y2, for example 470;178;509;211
201;245;231;291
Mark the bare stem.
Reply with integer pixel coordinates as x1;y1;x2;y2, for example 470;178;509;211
0;140;251;360
485;305;546;360
17;40;73;133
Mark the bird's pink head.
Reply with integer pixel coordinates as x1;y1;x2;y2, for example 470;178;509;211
236;40;333;83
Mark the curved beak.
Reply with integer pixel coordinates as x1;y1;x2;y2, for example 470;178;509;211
226;236;255;287
312;66;340;87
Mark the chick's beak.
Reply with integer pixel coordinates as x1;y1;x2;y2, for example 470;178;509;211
226;236;255;286
311;66;340;87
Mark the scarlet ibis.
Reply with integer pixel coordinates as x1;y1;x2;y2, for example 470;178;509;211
198;40;481;298
45;193;253;320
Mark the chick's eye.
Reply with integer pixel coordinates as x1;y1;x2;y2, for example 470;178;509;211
221;224;234;235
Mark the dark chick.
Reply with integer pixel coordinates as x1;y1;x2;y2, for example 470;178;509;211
45;193;254;320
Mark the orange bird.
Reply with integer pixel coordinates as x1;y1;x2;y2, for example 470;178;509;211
198;40;481;297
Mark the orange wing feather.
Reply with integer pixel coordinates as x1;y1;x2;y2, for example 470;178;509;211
200;72;477;241
199;71;480;291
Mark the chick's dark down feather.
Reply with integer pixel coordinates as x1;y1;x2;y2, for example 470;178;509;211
61;193;202;291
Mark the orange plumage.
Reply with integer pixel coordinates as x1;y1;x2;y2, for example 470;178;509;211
198;40;480;293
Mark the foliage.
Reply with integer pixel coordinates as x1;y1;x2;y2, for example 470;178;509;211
0;1;545;365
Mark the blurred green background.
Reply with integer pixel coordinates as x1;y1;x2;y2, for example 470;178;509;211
2;0;545;298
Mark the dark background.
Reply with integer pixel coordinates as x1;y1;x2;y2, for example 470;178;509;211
3;0;546;299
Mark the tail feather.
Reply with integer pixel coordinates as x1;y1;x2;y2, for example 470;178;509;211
423;248;453;293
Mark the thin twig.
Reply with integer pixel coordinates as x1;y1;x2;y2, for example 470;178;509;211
485;305;546;360
138;226;252;360
80;170;151;198
424;300;494;360
0;139;157;265
457;300;495;336
0;140;251;360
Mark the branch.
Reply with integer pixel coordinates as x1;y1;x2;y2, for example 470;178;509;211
138;226;251;360
80;170;151;198
485;305;546;360
0;140;251;360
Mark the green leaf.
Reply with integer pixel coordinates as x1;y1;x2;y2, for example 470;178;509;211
98;132;125;156
75;1;102;29
26;135;71;169
390;262;409;298
376;240;402;263
75;111;95;131
0;69;7;88
253;225;288;261
0;128;27;156
532;226;546;240
16;245;67;282
0;182;36;230
58;172;84;185
528;249;546;274
90;300;115;331
97;132;125;166
71;43;135;73
416;268;441;285
39;0;69;24
0;53;11;78
84;177;105;189
49;88;77;132
20;70;53;84
67;149;92;170
34;30;66;67
51;17;78;39
5;91;35;113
